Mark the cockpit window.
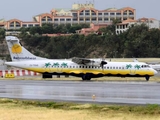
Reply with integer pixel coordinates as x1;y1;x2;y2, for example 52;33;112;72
147;65;150;68
141;65;150;68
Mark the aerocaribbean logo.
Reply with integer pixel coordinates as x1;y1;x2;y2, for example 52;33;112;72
11;44;22;53
44;62;68;68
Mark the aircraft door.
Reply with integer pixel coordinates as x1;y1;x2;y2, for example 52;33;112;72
125;64;136;75
130;69;136;75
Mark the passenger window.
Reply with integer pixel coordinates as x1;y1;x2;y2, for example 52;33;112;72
107;67;109;69
119;67;121;69
116;67;118;69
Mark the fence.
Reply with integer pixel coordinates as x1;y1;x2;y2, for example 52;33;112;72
0;69;39;78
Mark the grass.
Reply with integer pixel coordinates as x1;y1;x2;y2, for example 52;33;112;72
0;99;160;120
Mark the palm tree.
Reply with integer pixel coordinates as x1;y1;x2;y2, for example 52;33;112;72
126;64;132;69
52;62;60;67
45;62;51;68
61;62;68;67
134;64;141;70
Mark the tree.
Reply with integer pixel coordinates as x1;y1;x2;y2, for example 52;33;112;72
0;28;5;40
41;23;54;34
29;26;42;35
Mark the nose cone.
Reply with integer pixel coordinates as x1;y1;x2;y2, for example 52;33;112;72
153;69;158;75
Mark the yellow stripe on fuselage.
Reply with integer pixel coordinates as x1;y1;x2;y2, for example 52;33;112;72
25;67;155;76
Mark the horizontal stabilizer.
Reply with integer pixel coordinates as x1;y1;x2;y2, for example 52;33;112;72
6;36;19;42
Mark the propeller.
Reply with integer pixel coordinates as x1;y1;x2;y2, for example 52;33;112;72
100;53;107;69
100;60;107;69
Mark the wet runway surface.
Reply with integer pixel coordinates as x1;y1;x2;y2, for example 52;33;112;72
0;80;160;105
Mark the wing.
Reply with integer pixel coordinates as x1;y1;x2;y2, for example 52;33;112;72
72;57;107;67
72;57;94;65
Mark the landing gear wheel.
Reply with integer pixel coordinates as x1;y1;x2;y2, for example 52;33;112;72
145;76;150;81
82;75;86;80
42;73;52;78
82;74;91;81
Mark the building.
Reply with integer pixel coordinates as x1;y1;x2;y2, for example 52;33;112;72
2;19;40;30
116;19;137;34
137;17;160;29
116;18;160;34
33;3;135;26
76;22;111;35
0;2;136;30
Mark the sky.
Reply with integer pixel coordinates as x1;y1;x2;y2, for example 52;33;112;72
0;0;159;21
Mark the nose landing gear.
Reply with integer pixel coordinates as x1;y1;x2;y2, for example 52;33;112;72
145;75;150;81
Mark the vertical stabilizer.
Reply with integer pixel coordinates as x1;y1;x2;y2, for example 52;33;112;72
5;36;46;61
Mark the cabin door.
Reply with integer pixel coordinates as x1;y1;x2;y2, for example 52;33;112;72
130;68;136;75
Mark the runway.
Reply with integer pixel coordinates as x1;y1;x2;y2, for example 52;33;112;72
0;79;160;105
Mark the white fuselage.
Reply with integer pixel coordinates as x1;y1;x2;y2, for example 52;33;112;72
5;59;157;77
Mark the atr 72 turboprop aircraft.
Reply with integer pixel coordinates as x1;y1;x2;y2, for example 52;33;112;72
5;36;157;81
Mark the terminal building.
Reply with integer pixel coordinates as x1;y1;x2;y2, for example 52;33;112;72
0;2;136;30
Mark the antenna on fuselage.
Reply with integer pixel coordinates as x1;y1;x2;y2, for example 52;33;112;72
133;58;139;62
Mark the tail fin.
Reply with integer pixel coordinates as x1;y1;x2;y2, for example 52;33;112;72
5;36;46;61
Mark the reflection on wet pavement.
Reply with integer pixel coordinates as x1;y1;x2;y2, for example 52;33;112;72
0;80;159;104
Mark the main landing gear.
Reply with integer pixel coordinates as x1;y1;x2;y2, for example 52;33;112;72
42;73;52;78
82;74;91;80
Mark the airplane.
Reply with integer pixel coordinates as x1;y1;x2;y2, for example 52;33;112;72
149;64;160;71
4;36;158;81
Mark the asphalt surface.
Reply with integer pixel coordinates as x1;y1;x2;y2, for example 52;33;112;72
0;79;160;105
